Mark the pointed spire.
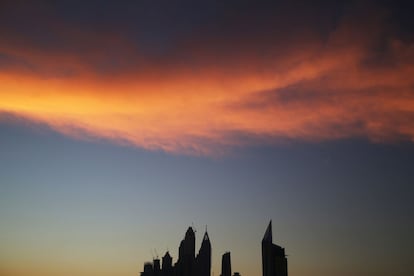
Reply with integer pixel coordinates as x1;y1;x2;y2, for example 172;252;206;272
201;225;208;241
262;220;272;243
203;230;210;241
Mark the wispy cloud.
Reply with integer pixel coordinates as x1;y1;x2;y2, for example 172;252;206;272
1;1;413;155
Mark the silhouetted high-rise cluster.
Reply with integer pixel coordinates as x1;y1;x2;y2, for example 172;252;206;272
140;227;213;276
139;221;287;276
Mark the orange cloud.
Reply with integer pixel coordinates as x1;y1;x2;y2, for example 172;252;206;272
1;7;414;155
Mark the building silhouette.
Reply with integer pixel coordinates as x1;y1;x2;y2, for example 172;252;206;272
162;251;173;276
176;227;196;276
141;262;154;276
153;259;161;276
140;221;286;276
196;230;211;276
140;226;212;276
262;221;288;276
221;252;231;276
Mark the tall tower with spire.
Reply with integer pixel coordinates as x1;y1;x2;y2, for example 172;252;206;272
262;221;288;276
196;229;211;276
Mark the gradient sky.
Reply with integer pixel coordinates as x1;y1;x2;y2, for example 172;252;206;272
1;1;414;276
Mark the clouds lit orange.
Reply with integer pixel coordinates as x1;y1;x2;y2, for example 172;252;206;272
1;5;414;155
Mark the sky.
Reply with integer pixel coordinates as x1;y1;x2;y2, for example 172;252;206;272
0;1;413;276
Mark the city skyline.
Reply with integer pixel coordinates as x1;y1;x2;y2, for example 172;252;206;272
1;1;414;276
139;225;211;276
139;221;279;276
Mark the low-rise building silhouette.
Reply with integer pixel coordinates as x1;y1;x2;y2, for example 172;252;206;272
221;252;231;276
141;262;154;276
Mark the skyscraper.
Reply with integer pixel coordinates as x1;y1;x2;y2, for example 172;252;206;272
140;225;214;276
262;221;288;276
196;230;211;276
153;259;161;276
176;227;196;276
162;251;173;276
221;252;231;276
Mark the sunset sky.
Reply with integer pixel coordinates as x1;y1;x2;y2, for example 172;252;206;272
1;1;413;276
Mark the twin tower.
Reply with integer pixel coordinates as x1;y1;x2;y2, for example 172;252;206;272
140;221;287;276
